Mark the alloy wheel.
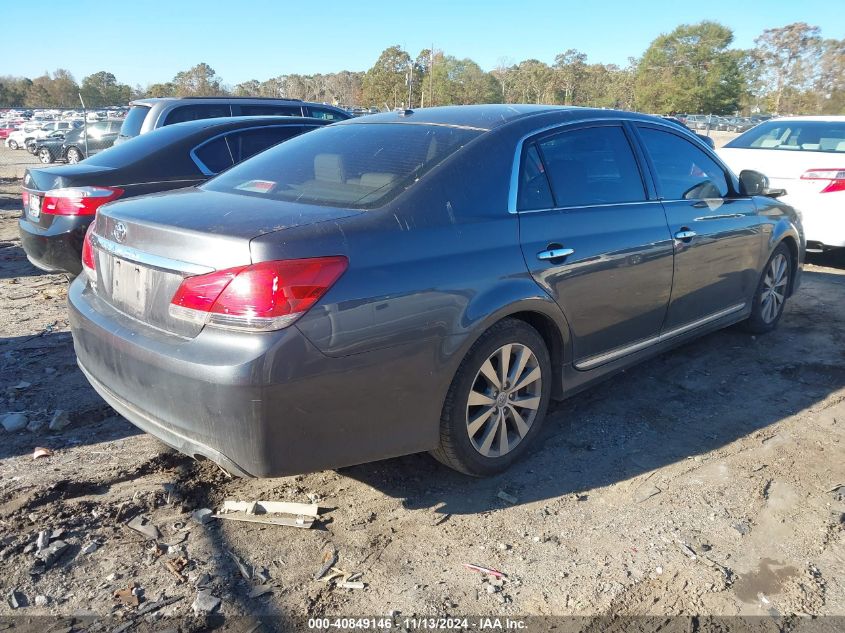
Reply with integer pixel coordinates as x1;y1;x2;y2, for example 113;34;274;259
38;148;51;163
761;252;788;323
465;343;542;458
67;148;80;164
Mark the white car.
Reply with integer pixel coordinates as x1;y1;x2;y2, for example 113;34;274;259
5;122;43;149
719;116;845;251
5;120;79;149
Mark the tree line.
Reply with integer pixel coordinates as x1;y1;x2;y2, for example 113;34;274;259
2;22;842;115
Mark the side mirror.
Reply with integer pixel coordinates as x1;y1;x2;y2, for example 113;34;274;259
739;169;786;198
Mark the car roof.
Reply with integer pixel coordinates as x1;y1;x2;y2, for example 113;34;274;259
162;115;326;133
131;96;303;104
766;115;845;122
341;104;580;130
338;104;695;133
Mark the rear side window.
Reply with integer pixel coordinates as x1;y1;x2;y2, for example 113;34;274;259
517;145;554;211
119;105;150;138
307;107;349;121
638;127;729;199
537;126;646;207
193;126;309;175
194;136;235;174
164;104;231;125
724;120;845;153
227;126;308;162
239;105;302;117
203;123;481;209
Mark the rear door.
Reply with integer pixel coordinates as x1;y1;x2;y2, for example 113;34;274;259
517;121;675;369
634;123;763;331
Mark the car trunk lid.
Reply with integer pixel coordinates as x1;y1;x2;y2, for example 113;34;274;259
89;187;361;338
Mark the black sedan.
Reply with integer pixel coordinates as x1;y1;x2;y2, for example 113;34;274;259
20;116;328;275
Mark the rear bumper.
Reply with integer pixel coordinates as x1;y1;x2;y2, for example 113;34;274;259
68;277;443;477
779;191;844;248
19;215;89;275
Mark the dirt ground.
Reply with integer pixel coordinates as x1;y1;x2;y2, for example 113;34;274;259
0;143;843;632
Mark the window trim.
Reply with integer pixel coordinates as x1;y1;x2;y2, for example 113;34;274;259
510;119;651;214
630;122;741;202
190;124;311;176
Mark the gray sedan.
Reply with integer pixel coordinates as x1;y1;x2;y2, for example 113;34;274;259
69;105;805;477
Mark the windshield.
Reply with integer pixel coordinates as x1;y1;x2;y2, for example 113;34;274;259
725;120;845;153
86;123;192;168
119;105;151;138
202;123;482;209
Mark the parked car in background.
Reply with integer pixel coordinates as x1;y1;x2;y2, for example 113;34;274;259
20;116;329;275
6;122;45;149
660;116;716;149
68;105;803;479
719;116;845;252
62;120;124;163
6;120;81;149
116;97;351;145
0;121;20;139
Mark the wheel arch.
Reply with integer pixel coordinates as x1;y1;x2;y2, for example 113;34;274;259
446;288;572;401
768;221;801;297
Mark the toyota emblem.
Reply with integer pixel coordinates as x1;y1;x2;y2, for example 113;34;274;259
113;222;127;243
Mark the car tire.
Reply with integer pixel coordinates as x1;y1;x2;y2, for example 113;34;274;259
742;242;792;334
8;139;18;150
66;147;82;164
38;147;53;164
431;318;552;477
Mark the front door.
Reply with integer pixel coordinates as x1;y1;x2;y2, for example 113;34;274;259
517;122;675;369
634;124;763;331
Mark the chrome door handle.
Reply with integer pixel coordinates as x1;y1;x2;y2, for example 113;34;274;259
674;230;697;240
537;247;575;261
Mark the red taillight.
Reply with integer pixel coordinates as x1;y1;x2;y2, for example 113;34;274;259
21;190;29;209
81;222;96;279
42;186;124;216
801;168;845;194
169;256;348;331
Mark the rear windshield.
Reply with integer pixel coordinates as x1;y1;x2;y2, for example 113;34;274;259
725;120;845;153
86;123;192;167
119;105;151;138
202;123;481;208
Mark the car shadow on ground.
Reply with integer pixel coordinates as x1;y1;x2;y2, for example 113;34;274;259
0;331;142;459
342;268;845;515
807;249;845;270
0;239;48;280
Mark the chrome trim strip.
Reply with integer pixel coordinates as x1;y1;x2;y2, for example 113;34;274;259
516;199;665;215
92;235;214;275
574;302;746;370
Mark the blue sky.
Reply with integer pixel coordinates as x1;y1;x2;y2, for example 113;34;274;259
5;0;843;87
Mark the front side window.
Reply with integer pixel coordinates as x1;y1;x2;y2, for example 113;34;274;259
164;104;231;126
638;127;729;200
203;123;481;209
536;126;646;207
724;120;845;153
